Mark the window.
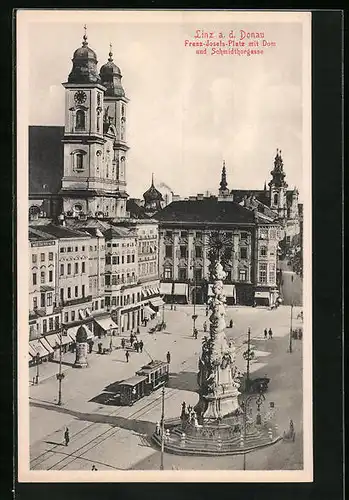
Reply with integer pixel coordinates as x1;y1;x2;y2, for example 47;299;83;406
240;247;247;259
180;246;187;258
40;253;45;262
165;245;173;258
239;269;247;281
260;246;267;257
71;311;75;322
49;318;54;331
273;193;278;205
43;319;47;334
40;271;45;284
260;228;268;239
49;270;53;282
60;288;64;302
269;229;276;240
95;301;98;310
60;247;65;253
181;231;188;238
82;285;85;297
195;246;202;258
32;273;37;285
49;252;53;261
269;263;276;283
40;293;45;308
76;110;86;130
195;231;202;239
105;275;111;286
55;316;60;329
178;268;187;280
60;264;64;276
75;246;78;252
74;263;79;274
67;264;71;275
32;254;37;263
164;267;172;279
112;275;117;285
127;255;131;263
132;254;135;263
110;296;115;306
165;231;172;238
81;262;85;274
101;300;104;309
82;246;85;251
259;263;267;283
67;247;72;253
194;268;202;280
112;256;117;265
64;312;69;323
75;286;78;297
33;297;37;309
47;292;53;306
286;236;291;244
241;232;248;240
106;255;111;265
67;287;71;299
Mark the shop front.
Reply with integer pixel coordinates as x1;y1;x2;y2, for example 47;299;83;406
159;282;173;304
254;289;271;307
172;283;188;304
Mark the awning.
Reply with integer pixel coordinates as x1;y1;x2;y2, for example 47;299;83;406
153;287;160;295
208;284;214;296
254;291;270;299
29;339;49;358
45;333;61;349
40;337;54;354
143;306;155;319
173;283;188;296
150;298;165;308
94;317;118;332
160;282;173;295
223;284;236;298
68;325;94;341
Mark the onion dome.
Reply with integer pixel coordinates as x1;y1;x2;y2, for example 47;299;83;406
143;174;164;203
75;325;88;343
100;44;125;97
68;26;101;84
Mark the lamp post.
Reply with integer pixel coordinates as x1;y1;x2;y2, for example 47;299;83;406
243;327;254;391
35;353;40;385
289;303;293;353
160;384;165;470
190;263;198;336
242;392;265;470
56;328;66;405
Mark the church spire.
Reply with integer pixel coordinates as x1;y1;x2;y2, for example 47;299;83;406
264;180;267;191
219;160;228;192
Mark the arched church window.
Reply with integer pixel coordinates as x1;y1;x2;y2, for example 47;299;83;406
76;153;84;170
76;110;86;131
96;150;102;172
120;118;126;140
97;110;101;133
120;157;125;176
273;193;278;205
121;104;125;117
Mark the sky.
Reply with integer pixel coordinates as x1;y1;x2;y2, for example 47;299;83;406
24;11;307;200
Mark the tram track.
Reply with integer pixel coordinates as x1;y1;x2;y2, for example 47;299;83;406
31;387;177;470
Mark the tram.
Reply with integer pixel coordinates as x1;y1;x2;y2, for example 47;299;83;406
118;360;170;406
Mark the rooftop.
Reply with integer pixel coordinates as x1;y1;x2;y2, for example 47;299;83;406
30;224;91;240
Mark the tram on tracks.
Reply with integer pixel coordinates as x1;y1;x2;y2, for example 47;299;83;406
117;360;170;406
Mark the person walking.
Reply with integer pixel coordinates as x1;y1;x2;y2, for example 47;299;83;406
268;328;273;339
121;337;125;349
64;428;70;446
203;321;207;332
91;465;98;471
166;351;171;364
229;319;233;328
264;328;268;339
139;340;144;353
193;329;198;339
125;350;130;363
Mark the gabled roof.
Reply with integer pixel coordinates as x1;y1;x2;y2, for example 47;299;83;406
231;189;270;206
103;225;137;239
154;199;257;224
30;224;90;240
29;228;58;242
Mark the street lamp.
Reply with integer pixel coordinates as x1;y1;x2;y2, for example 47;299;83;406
160;384;165;470
35;352;40;385
242;327;254;391
242;392;265;470
56;328;66;405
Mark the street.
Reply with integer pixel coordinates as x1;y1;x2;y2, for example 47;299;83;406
29;304;303;471
279;259;303;306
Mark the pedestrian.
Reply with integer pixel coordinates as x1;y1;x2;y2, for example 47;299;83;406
130;333;134;346
205;307;208;316
91;465;98;471
64;428;70;446
229;319;233;328
32;376;35;386
166;351;171;364
174;305;177;311
125;350;130;363
121;338;125;349
139;340;144;353
268;328;273;339
194;329;198;339
264;328;268;339
134;341;139;353
136;327;140;334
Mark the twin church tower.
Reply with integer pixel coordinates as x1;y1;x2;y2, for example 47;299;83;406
60;28;129;219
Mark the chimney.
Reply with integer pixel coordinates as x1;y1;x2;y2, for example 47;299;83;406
59;214;66;227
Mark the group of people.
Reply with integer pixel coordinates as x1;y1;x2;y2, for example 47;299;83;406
264;328;273;339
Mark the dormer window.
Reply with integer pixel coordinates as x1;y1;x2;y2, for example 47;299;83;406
76;109;86;131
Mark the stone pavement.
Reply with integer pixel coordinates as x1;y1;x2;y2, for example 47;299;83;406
29;304;304;470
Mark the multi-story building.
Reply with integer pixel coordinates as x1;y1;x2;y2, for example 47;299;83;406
155;197;282;306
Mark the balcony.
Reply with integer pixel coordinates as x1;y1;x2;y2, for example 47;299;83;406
61;295;92;307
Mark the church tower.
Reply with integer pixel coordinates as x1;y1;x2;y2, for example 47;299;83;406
60;29;129;219
218;160;233;201
268;149;288;218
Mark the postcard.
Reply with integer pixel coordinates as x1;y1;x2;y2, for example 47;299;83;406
17;9;312;482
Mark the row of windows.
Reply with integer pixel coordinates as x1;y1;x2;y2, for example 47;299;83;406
258;263;276;283
60;285;86;301
32;271;53;285
107;242;135;248
32;252;54;263
60;262;86;276
32;292;53;309
60;246;86;253
164;231;250;240
105;293;139;307
163;267;248;282
140;262;157;276
165;246;249;259
259;228;279;240
105;272;136;286
105;254;135;265
42;315;60;334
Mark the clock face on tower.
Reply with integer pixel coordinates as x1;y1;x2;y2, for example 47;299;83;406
74;90;87;105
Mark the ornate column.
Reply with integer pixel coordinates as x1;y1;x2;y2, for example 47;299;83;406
74;326;88;368
195;261;241;421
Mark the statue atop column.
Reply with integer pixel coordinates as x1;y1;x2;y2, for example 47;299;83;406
195;261;241;421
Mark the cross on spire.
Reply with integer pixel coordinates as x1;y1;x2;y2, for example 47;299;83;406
108;42;113;62
82;24;88;46
151;172;154;186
